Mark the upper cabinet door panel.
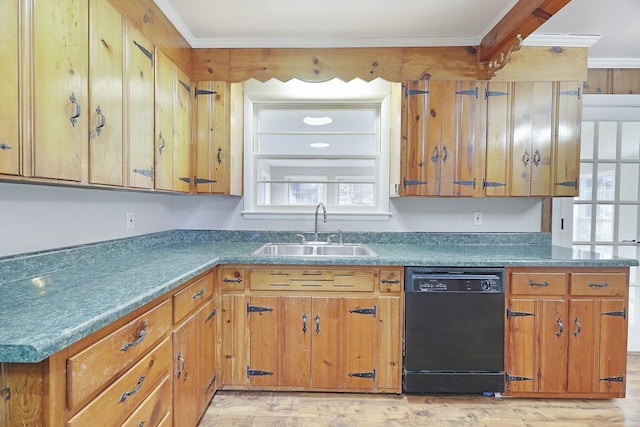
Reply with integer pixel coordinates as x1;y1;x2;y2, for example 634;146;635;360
454;81;486;197
401;80;429;196
0;0;19;176
125;22;154;189
173;67;191;193
32;0;88;181
554;81;582;197
154;50;174;191
484;82;510;196
89;0;124;186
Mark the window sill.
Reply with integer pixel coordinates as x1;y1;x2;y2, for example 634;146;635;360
241;211;392;221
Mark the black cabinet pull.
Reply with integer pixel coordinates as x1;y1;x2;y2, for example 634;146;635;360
95;105;106;135
573;317;582;337
121;324;147;351
315;314;320;334
192;288;205;299
119;375;145;403
556;317;564;338
69;93;81;126
302;313;308;333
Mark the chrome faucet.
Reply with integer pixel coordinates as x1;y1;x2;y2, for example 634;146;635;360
314;202;327;241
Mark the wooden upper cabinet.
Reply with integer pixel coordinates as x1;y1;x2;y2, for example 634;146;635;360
154;50;175;191
30;0;88;182
553;81;582;197
174;67;192;193
88;0;124;186
125;22;155;189
0;0;19;176
194;81;244;195
484;81;511;196
401;80;429;195
509;82;553;196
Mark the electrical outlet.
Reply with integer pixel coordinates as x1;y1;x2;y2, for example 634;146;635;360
473;211;483;226
126;212;135;230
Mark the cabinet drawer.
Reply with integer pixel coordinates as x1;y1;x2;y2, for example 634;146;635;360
67;300;171;410
570;272;627;296
121;375;171;427
67;338;171;427
379;269;403;294
221;267;245;291
510;272;567;295
250;268;375;292
174;272;214;324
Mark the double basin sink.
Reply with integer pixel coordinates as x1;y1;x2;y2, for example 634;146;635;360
252;242;377;258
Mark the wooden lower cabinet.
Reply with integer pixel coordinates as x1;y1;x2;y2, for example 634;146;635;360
505;267;629;398
220;265;403;393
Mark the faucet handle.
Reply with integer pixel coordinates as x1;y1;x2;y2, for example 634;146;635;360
337;229;343;245
295;234;306;244
326;234;336;243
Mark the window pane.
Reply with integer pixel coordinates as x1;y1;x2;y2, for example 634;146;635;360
258;133;375;156
581;121;595;160
621;121;640;160
620;164;639;201
577;163;593;200
594;204;614;241
618;205;638;243
594;245;614;258
339;182;375;206
597;121;618;159
288;182;326;205
573;204;592;242
595;164;616;201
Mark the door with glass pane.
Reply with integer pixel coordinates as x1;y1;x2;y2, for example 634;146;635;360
570;96;640;351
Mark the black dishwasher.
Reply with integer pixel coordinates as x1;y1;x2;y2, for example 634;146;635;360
403;267;505;394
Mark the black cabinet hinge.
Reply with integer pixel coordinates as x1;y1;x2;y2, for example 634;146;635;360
133;40;153;62
348;369;376;380
506;372;533;382
454;178;477;189
559;88;581;99
205;308;217;323
403;178;427;187
599;374;624;383
179;177;191;183
507;308;535;318
247;303;273;314
483;179;506;189
555;179;578;188
205;374;217;393
456;87;478;98
601;308;627;319
485;89;508;99
405;88;429;97
247;366;274;377
132;168;153;178
195;88;217;98
0;143;12;150
194;177;217;184
349;306;376;317
179;80;191;93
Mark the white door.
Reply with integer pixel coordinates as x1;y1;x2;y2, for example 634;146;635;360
554;95;640;351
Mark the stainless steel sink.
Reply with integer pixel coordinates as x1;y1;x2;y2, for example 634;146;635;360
252;243;377;257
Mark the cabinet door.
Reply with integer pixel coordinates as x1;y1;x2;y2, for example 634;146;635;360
154;50;174;191
88;0;123;186
282;296;312;387
375;296;402;391
554;81;582;196
401;80;429;195
538;299;568;393
0;0;19;176
311;297;342;389
510;82;553;196
195;81;230;194
174;68;191;192
484;82;510;195
567;299;597;392
248;296;280;387
199;298;217;412
220;293;248;387
506;298;536;393
173;313;199;427
31;0;88;181
454;81;486;197
598;299;627;394
343;298;377;390
125;22;154;189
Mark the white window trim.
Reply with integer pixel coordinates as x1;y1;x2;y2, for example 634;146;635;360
242;90;393;220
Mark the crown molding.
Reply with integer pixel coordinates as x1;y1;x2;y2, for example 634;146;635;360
523;34;601;47
587;58;640;68
153;0;196;47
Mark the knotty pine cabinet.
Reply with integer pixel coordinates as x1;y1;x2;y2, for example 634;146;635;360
155;50;192;192
28;0;89;182
88;0;124;186
219;265;403;393
401;80;486;197
0;0;19;176
194;81;244;195
505;267;629;398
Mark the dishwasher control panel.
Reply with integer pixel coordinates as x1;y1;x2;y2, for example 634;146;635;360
405;268;505;293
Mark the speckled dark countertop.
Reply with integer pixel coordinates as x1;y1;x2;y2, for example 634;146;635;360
0;230;637;363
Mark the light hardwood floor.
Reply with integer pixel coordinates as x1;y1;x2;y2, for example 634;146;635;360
198;353;640;426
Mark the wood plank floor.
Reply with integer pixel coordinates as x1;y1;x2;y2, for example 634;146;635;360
198;353;640;426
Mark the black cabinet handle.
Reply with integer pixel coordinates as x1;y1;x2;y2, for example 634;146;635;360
315;314;320;334
69;93;81;126
192;288;205;299
121;326;147;351
556;317;564;338
176;351;185;378
118;375;145;403
302;313;307;333
95;105;106;135
573;317;582;337
381;278;400;284
158;132;165;154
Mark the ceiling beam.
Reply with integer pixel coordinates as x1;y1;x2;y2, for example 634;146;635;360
479;0;573;65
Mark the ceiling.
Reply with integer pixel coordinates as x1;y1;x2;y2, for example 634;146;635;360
154;0;640;67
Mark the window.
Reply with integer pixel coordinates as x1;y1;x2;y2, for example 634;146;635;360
243;79;393;218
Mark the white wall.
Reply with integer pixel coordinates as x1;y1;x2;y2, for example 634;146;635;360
0;182;175;257
0;182;543;258
173;194;543;234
